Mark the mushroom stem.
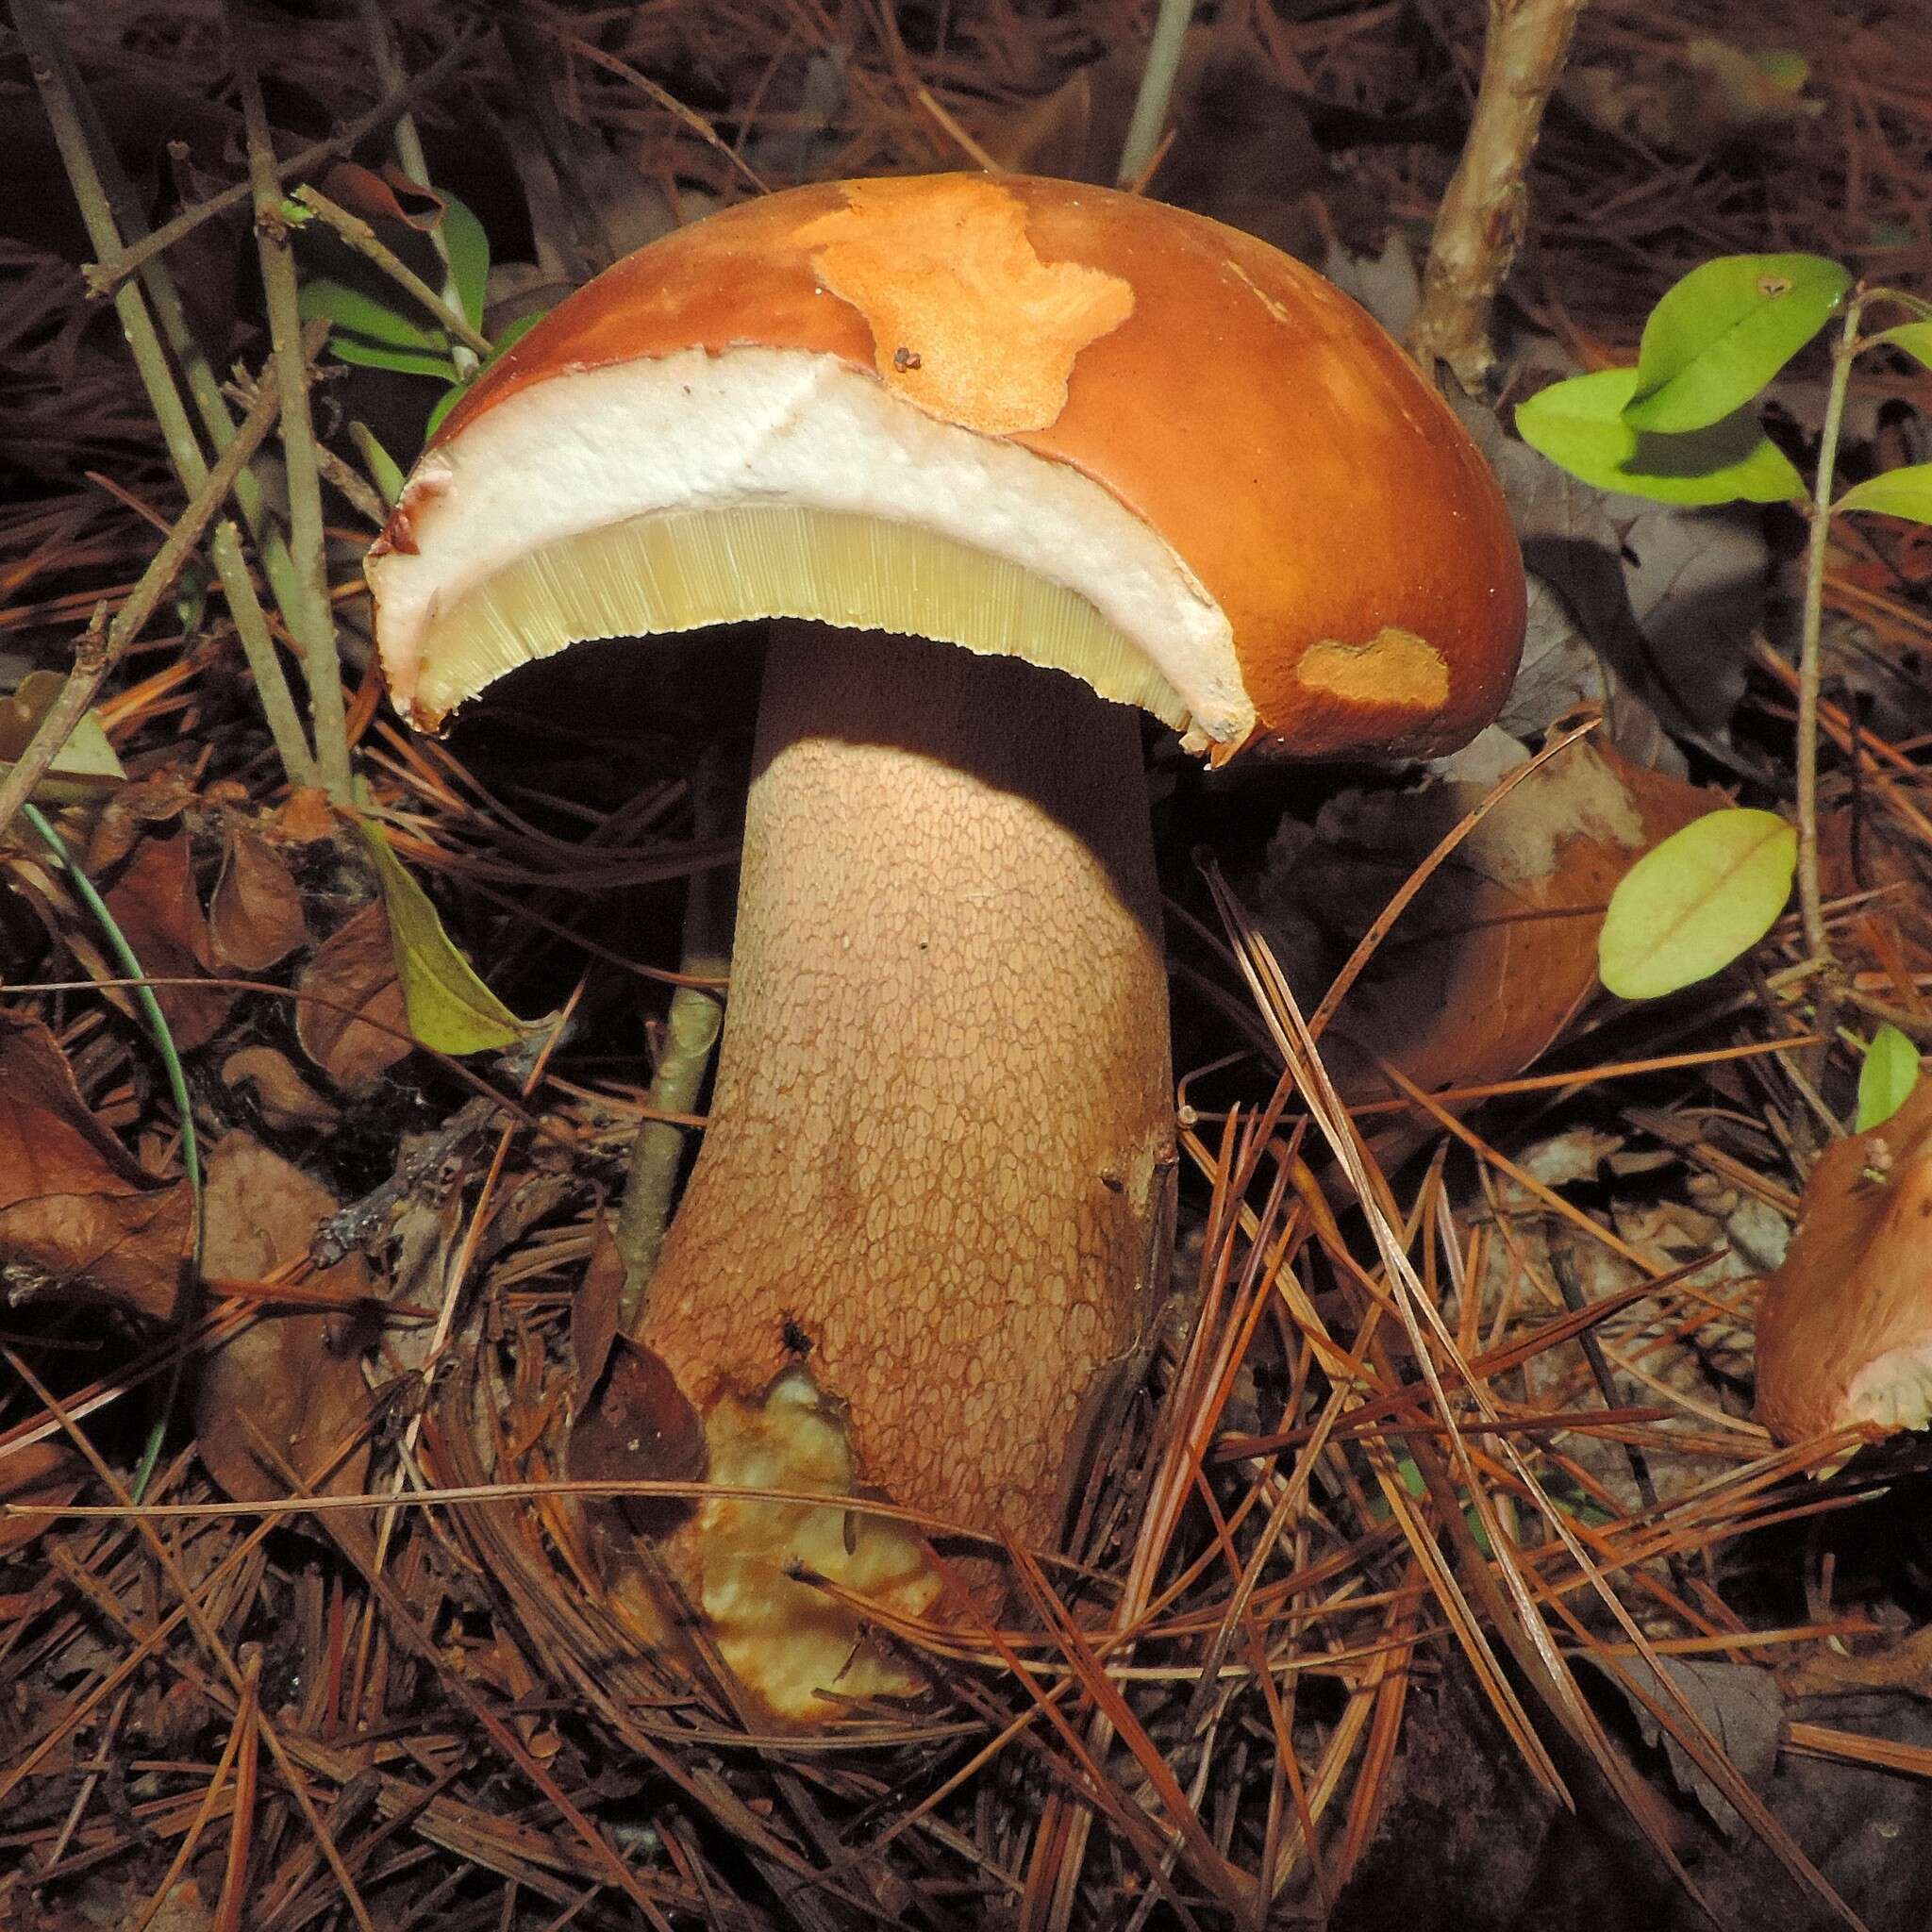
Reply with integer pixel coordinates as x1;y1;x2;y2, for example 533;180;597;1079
633;623;1174;1706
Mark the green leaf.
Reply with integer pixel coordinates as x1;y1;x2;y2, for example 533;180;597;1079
1515;369;1804;506
1623;254;1850;433
1856;1023;1922;1133
1867;321;1932;373
1835;463;1932;526
356;822;526;1055
423;311;550;442
424;381;467;442
0;670;125;803
1744;47;1809;92
1599;808;1796;999
295;189;490;381
348;422;406;509
297;267;460;379
441;192;490;332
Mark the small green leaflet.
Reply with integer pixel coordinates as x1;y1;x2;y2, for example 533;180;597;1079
0;670;125;803
349;423;406;509
356;821;527;1055
1599;808;1796;1000
1515;368;1803;507
1836;463;1932;526
424;310;550;441
297;192;491;380
1623;254;1850;433
1856;1023;1922;1133
1869;321;1932;375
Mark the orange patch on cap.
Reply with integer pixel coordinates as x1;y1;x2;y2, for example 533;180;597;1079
1296;628;1450;710
794;176;1135;437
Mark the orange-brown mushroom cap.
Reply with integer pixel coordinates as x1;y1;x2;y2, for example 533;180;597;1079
1756;1078;1932;1444
370;174;1524;762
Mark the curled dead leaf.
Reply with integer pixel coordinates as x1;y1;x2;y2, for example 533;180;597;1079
0;1014;190;1320
99;828;234;1051
220;1045;341;1131
1256;733;1713;1143
270;787;338;846
319;158;448;230
208;824;308;971
295;900;410;1092
1756;1077;1932;1444
194;1134;375;1512
0;1440;86;1557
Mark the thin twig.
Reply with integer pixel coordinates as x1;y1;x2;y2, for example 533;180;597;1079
616;741;741;1316
82;30;476;300
1796;297;1865;972
1116;0;1196;190
0;336;311;844
1407;0;1591;393
16;0;318;791
232;9;354;800
353;0;480;376
291;184;493;357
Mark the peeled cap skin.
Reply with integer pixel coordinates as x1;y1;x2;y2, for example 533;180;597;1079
1756;1078;1932;1443
369;173;1524;762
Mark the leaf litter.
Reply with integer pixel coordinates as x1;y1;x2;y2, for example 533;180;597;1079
3;2;1932;1928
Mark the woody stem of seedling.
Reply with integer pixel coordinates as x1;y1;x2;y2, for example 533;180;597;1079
1794;293;1864;994
354;0;479;379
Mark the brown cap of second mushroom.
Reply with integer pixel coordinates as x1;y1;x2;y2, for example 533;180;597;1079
1756;1077;1932;1444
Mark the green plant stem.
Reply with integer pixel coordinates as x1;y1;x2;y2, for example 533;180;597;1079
1116;0;1195;189
1795;295;1865;973
0;340;307;842
615;745;741;1323
1408;0;1591;393
291;184;493;358
231;17;354;802
56;28;312;657
83;30;475;301
15;0;318;794
353;0;478;377
22;802;201;1504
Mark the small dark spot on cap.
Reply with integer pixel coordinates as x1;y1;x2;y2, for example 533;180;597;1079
782;1317;813;1356
892;345;922;372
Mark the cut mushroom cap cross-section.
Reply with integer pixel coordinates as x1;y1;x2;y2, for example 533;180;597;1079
366;173;1525;1723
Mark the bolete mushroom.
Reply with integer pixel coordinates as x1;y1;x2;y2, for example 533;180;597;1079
366;174;1524;1722
1756;1076;1932;1445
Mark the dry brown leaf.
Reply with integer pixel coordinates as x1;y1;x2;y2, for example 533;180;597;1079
319;157;447;230
295;900;409;1092
208;823;308;971
0;1440;85;1557
220;1044;341;1131
1818;805;1932;979
1755;1078;1932;1443
568;1336;705;1551
194;1134;375;1509
82;769;192;873
100;829;234;1051
0;1013;190;1320
270;787;338;846
1261;734;1712;1121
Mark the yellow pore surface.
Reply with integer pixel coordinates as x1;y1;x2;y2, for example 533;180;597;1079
410;503;1189;729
